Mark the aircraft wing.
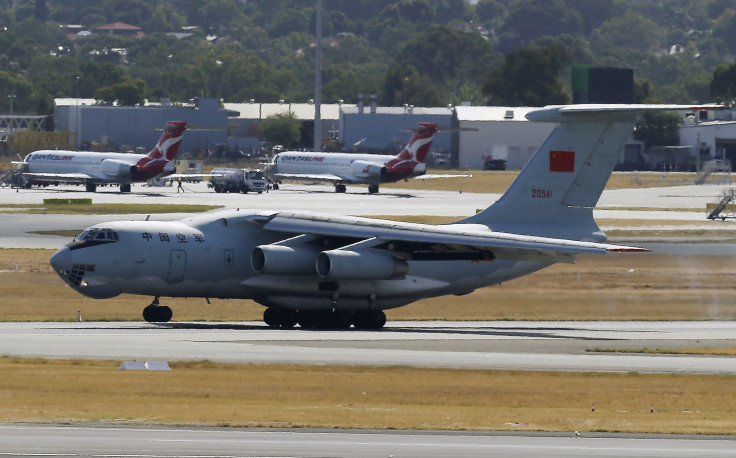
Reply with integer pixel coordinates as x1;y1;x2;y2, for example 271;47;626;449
413;173;473;179
257;211;646;264
272;172;346;182
24;172;97;181
163;173;224;180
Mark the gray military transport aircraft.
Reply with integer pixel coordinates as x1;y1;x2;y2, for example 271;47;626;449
49;104;719;329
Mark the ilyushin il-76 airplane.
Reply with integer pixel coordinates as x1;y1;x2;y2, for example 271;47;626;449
50;104;720;329
14;121;187;193
265;122;468;194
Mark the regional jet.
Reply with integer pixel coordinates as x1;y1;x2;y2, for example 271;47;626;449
49;104;719;329
14;121;187;193
265;123;468;194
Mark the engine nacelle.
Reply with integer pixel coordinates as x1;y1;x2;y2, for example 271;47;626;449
101;159;135;177
251;245;320;275
350;160;386;178
316;250;408;280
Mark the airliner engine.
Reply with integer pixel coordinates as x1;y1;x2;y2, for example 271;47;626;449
316;250;408;280
101;159;135;177
349;160;386;178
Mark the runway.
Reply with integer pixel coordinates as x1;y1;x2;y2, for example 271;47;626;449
1;424;735;458
1;321;735;374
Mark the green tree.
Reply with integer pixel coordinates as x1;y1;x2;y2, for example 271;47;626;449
589;11;660;54
383;64;443;106
258;112;301;147
94;76;146;105
711;62;736;103
482;44;571;106
393;25;499;91
633;111;681;148
498;0;583;51
475;0;506;23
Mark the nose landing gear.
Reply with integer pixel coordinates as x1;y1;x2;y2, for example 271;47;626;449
142;296;173;323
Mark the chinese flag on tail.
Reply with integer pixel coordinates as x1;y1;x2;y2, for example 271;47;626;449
549;150;575;172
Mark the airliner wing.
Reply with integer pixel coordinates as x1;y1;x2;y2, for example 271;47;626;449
24;172;97;181
273;172;346;182
164;173;224;180
258;211;646;263
413;173;473;179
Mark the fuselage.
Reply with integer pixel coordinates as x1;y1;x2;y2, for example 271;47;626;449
272;152;426;184
50;210;549;311
24;150;176;184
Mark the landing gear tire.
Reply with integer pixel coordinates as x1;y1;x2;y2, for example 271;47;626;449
143;300;172;323
264;307;297;329
368;184;379;194
297;310;353;330
335;184;347;193
120;183;131;193
297;310;317;329
272;183;279;190
85;183;97;192
353;310;386;329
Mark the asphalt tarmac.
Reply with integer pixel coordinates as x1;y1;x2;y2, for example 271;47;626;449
1;321;735;373
2;424;735;458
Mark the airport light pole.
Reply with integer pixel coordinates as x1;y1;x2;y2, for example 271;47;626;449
313;0;322;152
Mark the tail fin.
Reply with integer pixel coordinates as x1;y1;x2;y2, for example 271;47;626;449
396;122;439;163
148;121;187;161
460;104;721;241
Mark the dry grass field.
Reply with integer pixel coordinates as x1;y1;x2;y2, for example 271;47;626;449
2;249;736;322
381;170;701;194
2;357;736;434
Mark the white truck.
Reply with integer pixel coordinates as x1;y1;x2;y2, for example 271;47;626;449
208;168;267;194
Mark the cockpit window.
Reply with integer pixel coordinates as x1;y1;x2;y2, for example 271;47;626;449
77;228;118;242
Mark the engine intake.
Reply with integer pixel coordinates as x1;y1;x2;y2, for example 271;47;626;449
316;250;408;280
251;245;320;275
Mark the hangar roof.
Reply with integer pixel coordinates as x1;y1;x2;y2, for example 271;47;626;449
454;106;540;122
223;102;353;121
341;106;453;116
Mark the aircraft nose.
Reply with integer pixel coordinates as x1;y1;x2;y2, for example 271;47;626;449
50;247;72;272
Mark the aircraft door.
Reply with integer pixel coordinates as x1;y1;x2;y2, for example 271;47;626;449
167;249;187;283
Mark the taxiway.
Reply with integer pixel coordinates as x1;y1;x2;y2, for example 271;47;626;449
2;424;735;458
0;321;734;374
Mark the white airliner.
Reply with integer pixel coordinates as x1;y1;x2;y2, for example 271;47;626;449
49;104;719;329
15;121;187;193
265;122;465;194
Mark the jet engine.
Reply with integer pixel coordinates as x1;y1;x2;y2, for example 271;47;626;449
350;160;386;179
251;245;320;275
316;250;408;280
101;159;135;177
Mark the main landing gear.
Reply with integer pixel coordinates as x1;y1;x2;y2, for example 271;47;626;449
142;296;173;323
263;307;386;330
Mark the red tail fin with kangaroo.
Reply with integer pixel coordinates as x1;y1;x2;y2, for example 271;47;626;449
395;122;438;163
147;121;187;161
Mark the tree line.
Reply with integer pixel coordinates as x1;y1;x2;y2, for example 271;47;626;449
1;0;736;118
